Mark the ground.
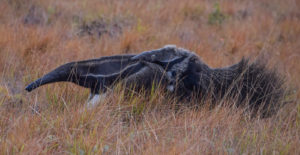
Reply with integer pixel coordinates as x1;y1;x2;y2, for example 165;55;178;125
0;0;299;154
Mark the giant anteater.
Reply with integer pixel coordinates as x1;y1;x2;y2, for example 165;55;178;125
26;45;285;116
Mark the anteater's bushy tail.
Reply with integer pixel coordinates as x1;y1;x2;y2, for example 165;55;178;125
209;58;285;117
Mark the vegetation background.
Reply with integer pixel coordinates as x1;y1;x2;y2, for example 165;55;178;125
0;0;299;154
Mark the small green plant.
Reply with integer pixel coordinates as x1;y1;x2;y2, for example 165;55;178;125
208;3;225;25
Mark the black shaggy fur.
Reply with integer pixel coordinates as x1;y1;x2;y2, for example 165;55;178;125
132;45;285;117
175;56;284;117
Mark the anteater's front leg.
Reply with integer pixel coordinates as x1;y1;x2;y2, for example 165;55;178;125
81;61;166;107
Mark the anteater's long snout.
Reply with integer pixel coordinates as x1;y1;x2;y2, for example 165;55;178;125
25;62;75;92
25;78;45;92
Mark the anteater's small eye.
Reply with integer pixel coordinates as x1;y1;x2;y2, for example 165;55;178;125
151;55;156;61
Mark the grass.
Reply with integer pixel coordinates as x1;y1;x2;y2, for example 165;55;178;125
0;0;300;154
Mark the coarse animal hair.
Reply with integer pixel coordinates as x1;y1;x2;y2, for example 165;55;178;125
132;45;285;117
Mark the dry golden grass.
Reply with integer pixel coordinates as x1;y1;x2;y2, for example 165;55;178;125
0;0;300;154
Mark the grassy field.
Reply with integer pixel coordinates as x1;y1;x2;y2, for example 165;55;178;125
0;0;300;154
